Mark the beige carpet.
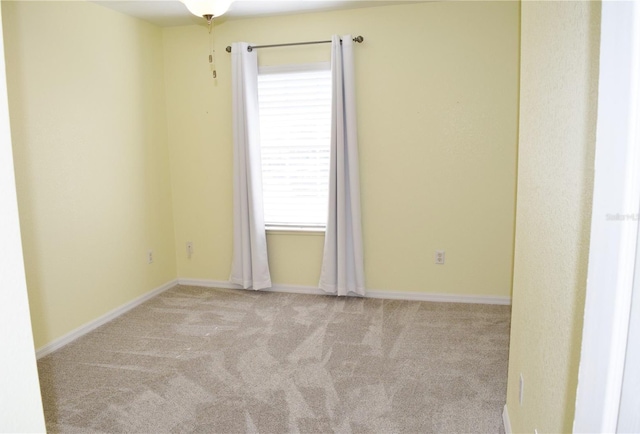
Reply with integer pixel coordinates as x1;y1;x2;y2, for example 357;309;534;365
38;285;510;433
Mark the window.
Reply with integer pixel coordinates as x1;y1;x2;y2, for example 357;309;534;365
258;63;331;229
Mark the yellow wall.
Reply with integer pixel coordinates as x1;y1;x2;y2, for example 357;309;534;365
163;1;520;296
505;1;600;432
2;1;177;349
2;0;519;350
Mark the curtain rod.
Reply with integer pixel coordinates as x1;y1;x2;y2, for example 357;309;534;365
225;36;364;53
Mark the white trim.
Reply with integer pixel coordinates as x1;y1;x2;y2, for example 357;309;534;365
266;226;325;235
365;289;510;305
0;5;46;429
178;278;241;290
574;2;640;432
178;278;326;295
502;405;512;434
177;279;511;305
35;279;178;359
618;235;640;431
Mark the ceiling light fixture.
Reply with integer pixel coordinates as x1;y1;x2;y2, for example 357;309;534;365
180;0;234;79
180;0;234;24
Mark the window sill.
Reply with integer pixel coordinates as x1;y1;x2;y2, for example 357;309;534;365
266;226;326;236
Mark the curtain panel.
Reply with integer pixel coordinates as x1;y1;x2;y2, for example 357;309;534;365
319;35;366;296
229;42;272;290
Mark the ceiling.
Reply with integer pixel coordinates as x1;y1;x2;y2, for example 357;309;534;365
94;0;424;27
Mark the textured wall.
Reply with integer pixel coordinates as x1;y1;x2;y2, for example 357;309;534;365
163;1;520;296
2;1;177;348
505;1;601;432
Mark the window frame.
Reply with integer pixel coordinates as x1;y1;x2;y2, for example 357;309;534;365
257;62;332;233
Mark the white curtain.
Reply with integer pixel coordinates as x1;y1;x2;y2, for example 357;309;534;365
319;35;366;296
229;42;272;290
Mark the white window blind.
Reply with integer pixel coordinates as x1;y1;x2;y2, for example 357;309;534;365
258;63;331;228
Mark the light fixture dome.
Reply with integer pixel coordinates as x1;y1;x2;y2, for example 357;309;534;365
181;0;234;21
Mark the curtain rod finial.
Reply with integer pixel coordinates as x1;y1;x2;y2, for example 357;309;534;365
354;36;364;43
226;46;232;53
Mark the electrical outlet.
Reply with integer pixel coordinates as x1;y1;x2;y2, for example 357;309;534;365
435;250;445;265
186;242;194;259
519;373;524;405
147;250;154;264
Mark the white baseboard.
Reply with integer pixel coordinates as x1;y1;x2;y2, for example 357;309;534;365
177;278;511;305
177;278;249;290
365;289;511;305
503;404;512;434
35;279;178;359
178;278;326;295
